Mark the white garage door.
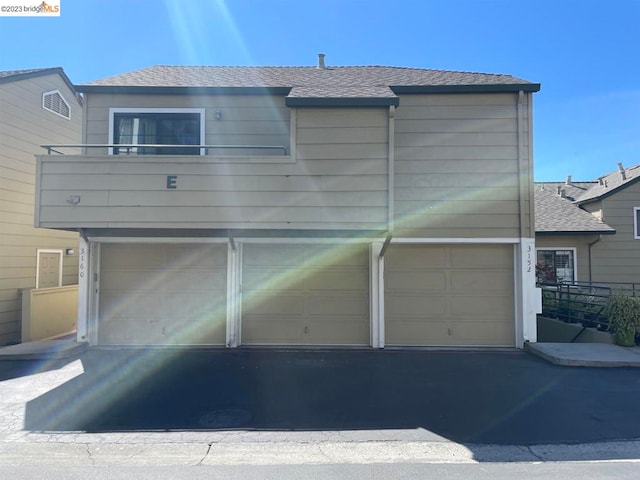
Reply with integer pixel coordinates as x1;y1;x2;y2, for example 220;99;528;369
99;244;227;345
385;244;515;346
242;243;369;345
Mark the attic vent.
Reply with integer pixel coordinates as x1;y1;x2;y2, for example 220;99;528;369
42;90;70;119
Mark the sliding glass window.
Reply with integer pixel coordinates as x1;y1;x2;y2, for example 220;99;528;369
113;112;201;155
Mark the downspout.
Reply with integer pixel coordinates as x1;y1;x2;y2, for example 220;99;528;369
387;105;395;236
588;235;602;284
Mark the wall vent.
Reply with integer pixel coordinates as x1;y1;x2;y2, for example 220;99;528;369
42;90;70;119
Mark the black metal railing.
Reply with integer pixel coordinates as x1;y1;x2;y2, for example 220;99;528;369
539;281;640;331
40;144;289;155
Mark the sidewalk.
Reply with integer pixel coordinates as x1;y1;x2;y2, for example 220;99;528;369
1;336;640;367
0;334;87;360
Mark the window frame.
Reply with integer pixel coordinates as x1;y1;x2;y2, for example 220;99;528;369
35;248;64;289
108;108;206;155
535;247;578;284
42;90;71;120
634;207;640;239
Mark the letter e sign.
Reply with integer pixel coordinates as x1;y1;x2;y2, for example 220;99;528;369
166;175;177;189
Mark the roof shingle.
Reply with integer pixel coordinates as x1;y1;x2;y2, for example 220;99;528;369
79;65;539;91
535;187;615;235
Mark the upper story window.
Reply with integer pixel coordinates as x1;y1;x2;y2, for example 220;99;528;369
634;207;640;239
109;108;205;155
42;90;70;119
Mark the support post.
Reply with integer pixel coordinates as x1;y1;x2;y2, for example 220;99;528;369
226;242;242;347
516;238;538;348
76;236;89;343
370;242;385;348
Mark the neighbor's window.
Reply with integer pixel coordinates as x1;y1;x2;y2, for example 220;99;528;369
634;207;640;239
110;109;204;155
536;249;576;284
42;90;70;119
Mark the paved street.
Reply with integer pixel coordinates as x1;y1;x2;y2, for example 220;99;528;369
1;348;640;470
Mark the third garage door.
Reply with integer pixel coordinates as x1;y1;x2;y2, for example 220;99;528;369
242;244;369;345
385;244;515;346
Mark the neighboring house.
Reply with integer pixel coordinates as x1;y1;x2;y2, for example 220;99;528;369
536;163;640;285
34;56;540;349
0;68;82;345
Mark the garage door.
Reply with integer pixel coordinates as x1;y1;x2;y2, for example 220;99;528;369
99;244;227;345
385;244;514;346
242;244;369;345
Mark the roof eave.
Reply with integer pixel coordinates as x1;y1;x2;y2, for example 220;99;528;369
535;230;617;236
0;67;79;101
391;83;541;94
285;97;400;108
74;85;292;95
576;176;640;205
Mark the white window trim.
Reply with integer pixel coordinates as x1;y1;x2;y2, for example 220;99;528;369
35;249;64;289
634;207;640;239
42;89;71;120
535;247;578;283
108;108;206;155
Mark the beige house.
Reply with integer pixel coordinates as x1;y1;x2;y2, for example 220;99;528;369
0;68;82;345
536;164;640;286
34;57;540;349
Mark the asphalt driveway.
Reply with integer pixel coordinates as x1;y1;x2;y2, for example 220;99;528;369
3;348;640;445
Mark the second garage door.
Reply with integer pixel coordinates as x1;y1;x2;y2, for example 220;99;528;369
99;244;227;345
385;244;515;346
241;243;370;345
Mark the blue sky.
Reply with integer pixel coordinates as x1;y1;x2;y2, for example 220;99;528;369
1;0;638;181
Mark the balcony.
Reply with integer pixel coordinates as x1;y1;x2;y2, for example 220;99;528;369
35;144;389;234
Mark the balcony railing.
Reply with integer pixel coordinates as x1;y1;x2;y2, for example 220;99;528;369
41;144;289;155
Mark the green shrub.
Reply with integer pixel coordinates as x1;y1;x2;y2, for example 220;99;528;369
606;294;640;346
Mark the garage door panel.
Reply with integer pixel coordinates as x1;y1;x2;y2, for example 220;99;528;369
242;317;303;343
451;271;512;292
386;295;446;316
305;319;369;344
164;245;226;267
449;295;513;316
305;270;368;291
101;245;165;266
386;244;514;347
244;294;306;315
386;271;446;292
99;244;227;345
385;320;449;345
450;245;512;268
308;295;368;315
450;321;514;345
242;244;369;345
386;245;446;267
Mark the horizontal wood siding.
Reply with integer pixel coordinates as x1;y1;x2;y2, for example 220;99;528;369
589;183;640;283
85;94;290;155
0;74;81;345
37;107;388;230
393;93;529;238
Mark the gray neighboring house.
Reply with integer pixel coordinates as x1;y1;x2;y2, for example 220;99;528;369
0;68;82;345
34;57;541;349
535;163;640;285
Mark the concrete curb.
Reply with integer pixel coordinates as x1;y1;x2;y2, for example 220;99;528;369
526;342;640;367
2;439;640;466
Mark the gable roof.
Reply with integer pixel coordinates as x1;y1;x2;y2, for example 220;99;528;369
0;67;77;96
572;164;640;204
534;186;615;235
76;65;540;97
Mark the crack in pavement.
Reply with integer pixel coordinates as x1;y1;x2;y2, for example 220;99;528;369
196;443;212;466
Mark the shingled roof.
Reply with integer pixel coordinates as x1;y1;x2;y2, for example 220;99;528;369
0;67;77;96
76;65;540;95
534;186;615;235
572;164;640;204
